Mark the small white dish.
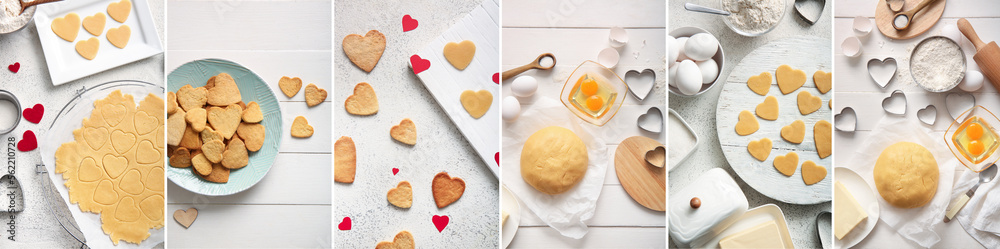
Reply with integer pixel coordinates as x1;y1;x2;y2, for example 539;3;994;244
501;185;521;248
668;27;725;97
834;167;880;249
668;109;699;171
598;47;619;68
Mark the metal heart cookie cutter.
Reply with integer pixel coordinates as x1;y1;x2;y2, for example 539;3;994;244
882;89;907;115
624;68;656;101
835;107;858;132
0;90;22;135
794;0;825;25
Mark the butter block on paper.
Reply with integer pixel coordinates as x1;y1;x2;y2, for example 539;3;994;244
718;220;786;249
834;181;868;240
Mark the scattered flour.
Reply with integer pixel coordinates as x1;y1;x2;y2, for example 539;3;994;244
911;37;965;91
722;0;784;34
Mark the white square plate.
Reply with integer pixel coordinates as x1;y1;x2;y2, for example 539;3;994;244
34;0;162;85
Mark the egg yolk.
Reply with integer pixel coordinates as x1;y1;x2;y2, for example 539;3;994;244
581;79;599;96
586;95;604;111
968;123;984;140
969;140;985;155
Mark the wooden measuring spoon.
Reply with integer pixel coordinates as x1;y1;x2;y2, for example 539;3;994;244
886;0;904;12
959;18;1000;90
501;53;555;81
892;0;937;30
20;0;63;15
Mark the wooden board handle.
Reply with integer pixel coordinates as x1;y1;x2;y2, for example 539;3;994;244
958;18;987;51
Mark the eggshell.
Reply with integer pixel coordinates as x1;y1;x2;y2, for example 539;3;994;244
511;75;538;97
676;60;702;95
684;33;719;61
598;47;619;68
696;59;719;84
959;70;984;92
502;96;521;121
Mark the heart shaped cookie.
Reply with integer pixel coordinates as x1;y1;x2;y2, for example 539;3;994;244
773;152;798;176
747;72;771;95
345;82;379;115
83;13;106;36
242;101;263;123
75;37;100;60
177;85;207;111
305;83;327;107
173;208;198;228
813;70;832;94
167;92;178;114
755;96;779;121
781;120;806;144
191;153;212;176
185;107;207;132
221;137;249;169
167;109;186;146
291;116;314;138
797;91;822;115
432;172;465;208
747;138;772;161
460;90;492;119
776;65;806;94
735;110;758;136
814;120;832;159
390;118;416;145
201;140;224;163
200;127;223;144
207;73;242;106
801;160;827;185
443;40;476;70
207;104;242;139
106;25;130;49
179;126;202;150
237;123;265;152
197;162;230;183
343;30;386;73
51;13;81;42
387;181;413;208
278;76;302;98
334;136;356;183
169;147;192;168
375;231;415;249
107;0;131;23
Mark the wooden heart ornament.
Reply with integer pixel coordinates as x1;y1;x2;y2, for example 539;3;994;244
460;90;493;119
343;30;386;73
390;118;416;145
173;208;198;228
443;40;476;70
432;172;465;208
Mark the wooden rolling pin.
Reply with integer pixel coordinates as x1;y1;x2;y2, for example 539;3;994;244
959;18;1000;89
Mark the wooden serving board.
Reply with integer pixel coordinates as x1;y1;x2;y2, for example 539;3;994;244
875;0;947;40
615;136;666;211
716;36;832;205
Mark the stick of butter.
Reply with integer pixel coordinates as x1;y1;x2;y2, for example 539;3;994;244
834;181;868;240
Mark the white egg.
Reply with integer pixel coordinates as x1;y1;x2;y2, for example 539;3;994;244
942;23;963;44
685;33;719;62
959;70;984;92
676;37;690;61
676;60;703;95
696;60;719;84
502;96;521;121
668;36;679;67
668;64;679;87
511;75;538;97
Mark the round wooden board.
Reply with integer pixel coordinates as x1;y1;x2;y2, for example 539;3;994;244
614;136;666;211
716;36;832;205
875;0;947;40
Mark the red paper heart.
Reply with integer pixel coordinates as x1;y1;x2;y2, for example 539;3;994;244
8;62;19;73
432;215;449;232
493;73;499;84
402;15;418;32
495;152;499;166
23;104;43;124
338;217;351;230
392;168;399;175
410;55;430;75
17;130;36;152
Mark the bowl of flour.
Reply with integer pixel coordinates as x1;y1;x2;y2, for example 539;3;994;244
910;36;966;92
0;0;35;34
721;0;786;36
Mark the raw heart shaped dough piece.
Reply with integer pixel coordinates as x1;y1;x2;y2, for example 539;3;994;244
83;13;106;36
343;30;386;73
242;101;263;123
432;172;465;208
801;160;827;185
305;83;327;107
52;13;81;42
221;137;248;169
375;231;415;249
207;73;242;106
443;40;476;70
776;65;806;94
773;152;798;176
278;76;302;98
813;70;832;94
173;208;197;228
781;120;806;144
387;181;413;208
106;25;130;49
390;118;416;145
76;37;100;60
747;72;772;95
797;91;822;115
107;0;131;23
755;96;779;121
345;82;379;115
747;138;772;161
460;90;492;119
334;136;356;183
207;104;242;139
735;110;759;136
291;116;314;138
814;120;832;159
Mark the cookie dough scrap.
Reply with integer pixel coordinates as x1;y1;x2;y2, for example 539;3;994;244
55;90;165;245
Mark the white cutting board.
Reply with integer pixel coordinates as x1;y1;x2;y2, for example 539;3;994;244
411;0;499;178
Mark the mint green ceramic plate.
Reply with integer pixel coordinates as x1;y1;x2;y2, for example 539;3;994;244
167;58;282;196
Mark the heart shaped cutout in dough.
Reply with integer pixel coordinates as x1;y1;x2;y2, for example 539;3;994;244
801;160;827;185
773;152;798;176
781;120;806;144
813;70;832;94
797;91;822;115
776;65;806;94
52;13;81;42
342;30;386;73
82;13;106;36
747;72;771;95
747;138;772;161
390;118;416;145
387;181;413;208
107;25;130;49
107;0;131;23
755;96;779;121
443;40;476;70
345;82;378;115
75;37;100;60
460;90;492;119
735;110;759;136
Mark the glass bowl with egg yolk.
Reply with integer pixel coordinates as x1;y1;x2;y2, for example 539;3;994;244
945;105;1000;172
560;60;628;126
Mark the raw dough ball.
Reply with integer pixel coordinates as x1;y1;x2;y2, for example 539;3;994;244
520;126;588;195
676;60;702;95
696;59;719;84
684;33;719;61
873;142;939;208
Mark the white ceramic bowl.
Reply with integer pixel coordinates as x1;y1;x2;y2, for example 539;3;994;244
669;27;725;97
720;0;786;37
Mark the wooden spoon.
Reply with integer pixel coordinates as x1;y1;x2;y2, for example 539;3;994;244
959;18;1000;91
892;0;937;30
20;0;63;15
501;53;555;81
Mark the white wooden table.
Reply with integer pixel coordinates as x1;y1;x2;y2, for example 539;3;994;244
502;1;667;248
165;1;332;248
834;0;1000;248
333;0;500;248
668;0;833;248
0;0;163;248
